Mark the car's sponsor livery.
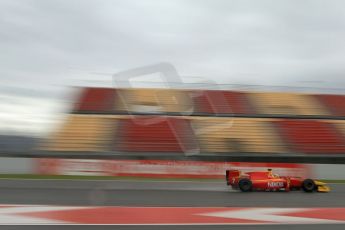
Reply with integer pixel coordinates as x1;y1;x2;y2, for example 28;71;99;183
267;181;284;188
226;169;330;192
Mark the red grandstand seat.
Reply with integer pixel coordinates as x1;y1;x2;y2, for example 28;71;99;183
314;94;345;116
74;87;117;113
274;119;345;154
116;117;198;152
192;90;253;114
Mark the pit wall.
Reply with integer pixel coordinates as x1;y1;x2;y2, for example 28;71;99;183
0;157;344;180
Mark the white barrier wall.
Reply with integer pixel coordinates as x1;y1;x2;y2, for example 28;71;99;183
0;157;33;174
35;159;310;179
310;164;345;180
0;157;344;180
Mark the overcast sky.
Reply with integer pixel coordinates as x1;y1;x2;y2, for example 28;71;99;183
2;0;345;135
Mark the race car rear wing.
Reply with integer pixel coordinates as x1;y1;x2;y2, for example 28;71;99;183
226;169;240;185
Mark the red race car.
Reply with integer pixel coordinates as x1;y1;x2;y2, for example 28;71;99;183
226;169;330;192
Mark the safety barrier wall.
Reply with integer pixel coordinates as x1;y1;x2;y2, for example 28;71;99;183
0;157;344;180
35;158;310;179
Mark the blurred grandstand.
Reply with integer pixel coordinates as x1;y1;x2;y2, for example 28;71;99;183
36;87;345;157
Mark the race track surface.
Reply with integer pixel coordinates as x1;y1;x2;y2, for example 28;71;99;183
0;179;344;230
0;179;343;207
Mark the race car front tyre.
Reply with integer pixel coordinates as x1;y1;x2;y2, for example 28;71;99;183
238;178;252;192
302;179;316;192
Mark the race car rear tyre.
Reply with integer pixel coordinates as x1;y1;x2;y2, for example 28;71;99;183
238;178;252;192
302;179;316;192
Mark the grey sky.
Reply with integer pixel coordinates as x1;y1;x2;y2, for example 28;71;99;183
1;0;345;135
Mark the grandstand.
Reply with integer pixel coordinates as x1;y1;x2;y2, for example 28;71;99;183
115;117;197;152
41;87;345;155
273;119;345;154
192;117;287;154
192;90;253;115
314;94;345;117
247;92;329;116
42;115;116;152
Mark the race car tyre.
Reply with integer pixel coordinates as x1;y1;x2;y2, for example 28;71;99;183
238;178;252;192
302;179;316;192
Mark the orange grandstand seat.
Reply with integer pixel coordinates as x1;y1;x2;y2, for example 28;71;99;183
116;88;193;114
248;92;329;116
42;115;116;152
192;90;253;115
314;94;345;116
274;119;345;154
192;117;287;153
74;87;117;113
116;117;198;152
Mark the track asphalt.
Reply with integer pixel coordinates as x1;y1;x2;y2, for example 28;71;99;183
0;179;343;229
